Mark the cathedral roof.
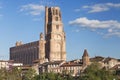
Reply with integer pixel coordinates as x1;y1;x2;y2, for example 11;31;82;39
83;49;89;57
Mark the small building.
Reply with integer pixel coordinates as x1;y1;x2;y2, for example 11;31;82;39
39;61;65;73
104;57;119;69
0;60;23;69
0;60;10;69
60;61;83;76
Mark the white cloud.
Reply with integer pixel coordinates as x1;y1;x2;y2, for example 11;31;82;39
39;0;56;6
20;4;45;16
106;3;120;7
108;28;113;33
74;9;81;12
82;3;120;13
72;29;80;32
69;17;120;37
33;17;43;21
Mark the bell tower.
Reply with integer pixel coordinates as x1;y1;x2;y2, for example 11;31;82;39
45;6;66;61
82;49;90;66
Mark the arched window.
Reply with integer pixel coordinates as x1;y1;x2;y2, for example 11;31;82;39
56;9;58;15
53;9;55;15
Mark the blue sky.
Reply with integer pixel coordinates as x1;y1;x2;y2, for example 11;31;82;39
0;0;120;60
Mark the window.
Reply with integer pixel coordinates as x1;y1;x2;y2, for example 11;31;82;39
53;9;55;15
55;17;58;21
56;10;58;15
56;25;59;30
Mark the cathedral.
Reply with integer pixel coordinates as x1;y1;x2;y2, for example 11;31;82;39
10;6;66;65
9;6;120;76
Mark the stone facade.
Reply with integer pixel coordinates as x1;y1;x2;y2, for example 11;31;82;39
39;61;65;73
10;41;39;65
45;7;66;61
0;60;23;69
10;6;66;65
39;49;90;76
0;60;9;69
60;61;83;76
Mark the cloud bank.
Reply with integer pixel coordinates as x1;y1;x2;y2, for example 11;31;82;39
20;4;45;16
82;3;120;13
20;0;56;16
69;17;120;37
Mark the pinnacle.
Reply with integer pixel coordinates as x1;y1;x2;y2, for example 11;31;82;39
83;49;89;57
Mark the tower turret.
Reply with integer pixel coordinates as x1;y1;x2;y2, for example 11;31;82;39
39;33;45;64
40;33;44;40
82;49;90;66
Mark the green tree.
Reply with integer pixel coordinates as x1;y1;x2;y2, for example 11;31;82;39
79;62;118;80
9;67;22;80
0;68;6;80
35;72;47;80
34;72;69;80
0;67;22;80
23;68;37;80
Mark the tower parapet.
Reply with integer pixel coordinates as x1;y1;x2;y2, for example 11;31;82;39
15;41;23;46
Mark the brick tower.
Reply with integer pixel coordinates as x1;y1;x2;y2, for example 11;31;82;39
82;49;90;66
45;6;66;61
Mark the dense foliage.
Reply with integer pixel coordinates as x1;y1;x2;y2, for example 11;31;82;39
34;72;74;80
79;62;118;80
0;67;36;80
0;67;22;80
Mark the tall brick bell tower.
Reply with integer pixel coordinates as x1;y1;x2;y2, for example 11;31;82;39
45;6;66;61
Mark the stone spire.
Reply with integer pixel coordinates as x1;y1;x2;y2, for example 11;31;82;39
82;49;90;66
83;49;89;57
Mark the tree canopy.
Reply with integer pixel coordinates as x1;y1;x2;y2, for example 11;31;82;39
79;62;118;80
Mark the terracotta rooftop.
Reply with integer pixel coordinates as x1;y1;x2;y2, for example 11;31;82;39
60;61;82;67
40;61;64;66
